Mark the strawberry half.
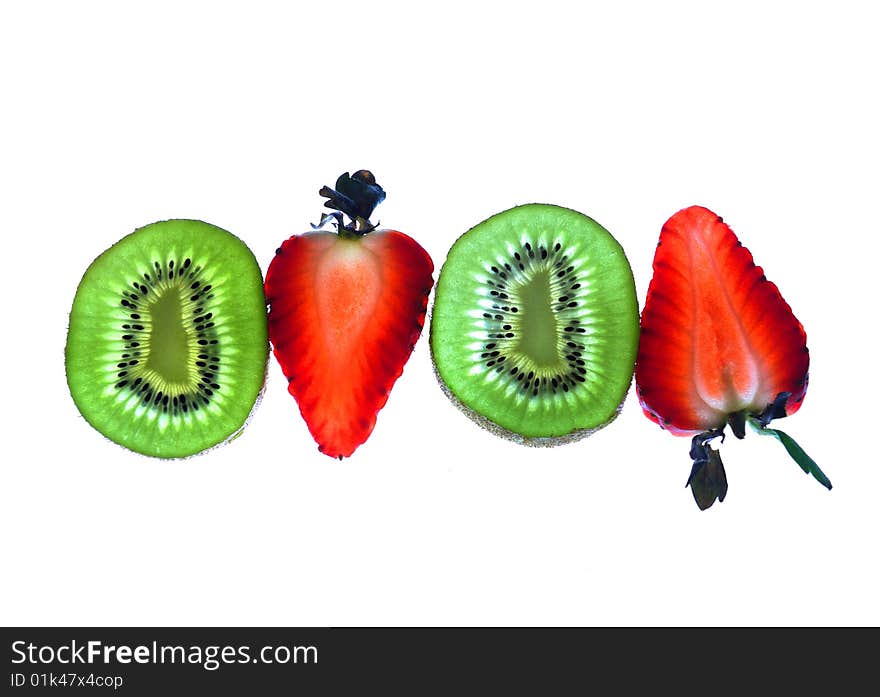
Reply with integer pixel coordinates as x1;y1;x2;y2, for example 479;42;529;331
635;205;830;509
265;171;434;458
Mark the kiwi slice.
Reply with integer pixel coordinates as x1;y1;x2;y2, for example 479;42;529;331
430;204;639;444
65;219;268;458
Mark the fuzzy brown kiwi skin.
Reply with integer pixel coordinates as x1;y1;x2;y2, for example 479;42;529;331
427;304;635;447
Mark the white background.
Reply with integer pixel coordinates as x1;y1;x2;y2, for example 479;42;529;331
2;1;877;626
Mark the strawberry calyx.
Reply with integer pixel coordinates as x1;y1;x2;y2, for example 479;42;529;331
686;392;831;510
747;418;832;492
316;170;386;237
687;429;728;510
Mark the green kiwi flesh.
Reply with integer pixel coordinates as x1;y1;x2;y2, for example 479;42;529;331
65;219;268;458
430;204;639;444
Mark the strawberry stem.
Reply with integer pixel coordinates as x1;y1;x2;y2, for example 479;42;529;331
727;411;746;439
317;170;386;236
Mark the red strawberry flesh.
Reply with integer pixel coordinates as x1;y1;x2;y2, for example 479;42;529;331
636;205;808;436
266;229;433;458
